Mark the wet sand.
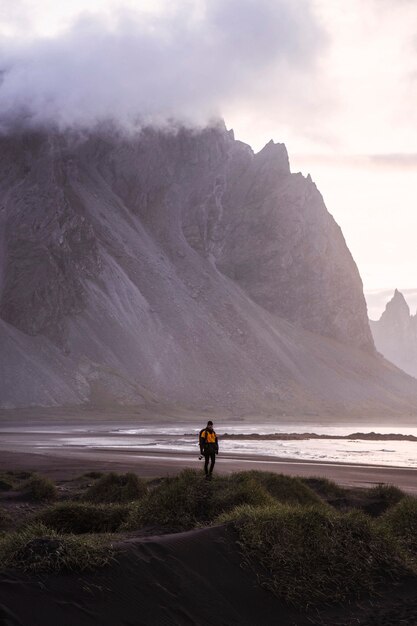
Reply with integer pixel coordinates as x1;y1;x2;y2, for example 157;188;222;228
1;438;417;494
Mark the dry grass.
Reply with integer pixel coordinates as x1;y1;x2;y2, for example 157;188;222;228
20;475;57;502
36;502;130;534
220;503;409;607
84;472;147;504
0;523;113;573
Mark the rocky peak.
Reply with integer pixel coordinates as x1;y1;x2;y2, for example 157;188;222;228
380;289;411;327
370;290;417;378
254;139;290;175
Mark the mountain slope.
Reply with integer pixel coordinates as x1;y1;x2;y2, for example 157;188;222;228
0;123;416;415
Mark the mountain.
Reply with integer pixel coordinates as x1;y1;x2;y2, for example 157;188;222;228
370;290;417;378
1;122;417;415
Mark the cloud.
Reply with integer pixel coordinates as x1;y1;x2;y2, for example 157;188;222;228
369;154;417;169
0;0;326;132
292;153;417;170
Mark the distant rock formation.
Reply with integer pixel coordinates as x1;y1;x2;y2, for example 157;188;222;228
1;122;416;415
370;290;417;378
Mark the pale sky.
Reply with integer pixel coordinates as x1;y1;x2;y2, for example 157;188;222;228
1;0;416;318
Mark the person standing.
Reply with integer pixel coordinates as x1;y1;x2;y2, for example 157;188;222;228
199;421;219;480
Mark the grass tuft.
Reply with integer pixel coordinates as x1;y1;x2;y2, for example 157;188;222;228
82;471;103;480
0;523;112;573
300;477;345;500
211;475;274;514
379;496;417;561
234;472;322;506
221;503;408;607
0;507;10;528
6;471;33;480
20;475;57;501
0;476;15;492
84;472;147;503
36;502;130;534
366;484;405;513
126;470;323;532
126;469;209;531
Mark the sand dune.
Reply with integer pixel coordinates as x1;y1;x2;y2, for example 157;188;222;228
1;525;417;626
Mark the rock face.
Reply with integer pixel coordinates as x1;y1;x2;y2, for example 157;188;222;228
1;122;416;415
370;290;417;378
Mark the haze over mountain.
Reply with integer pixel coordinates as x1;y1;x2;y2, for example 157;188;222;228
371;290;417;379
1;122;417;416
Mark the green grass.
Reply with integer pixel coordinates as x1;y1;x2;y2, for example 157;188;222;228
20;475;57;501
211;475;274;514
82;471;104;480
0;523;112;573
220;503;408;607
301;479;405;517
366;484;405;512
36;502;130;534
300;477;346;500
5;471;33;480
126;470;277;532
0;507;10;528
84;472;147;504
234;472;321;506
0;471;34;492
126;470;210;531
379;497;417;561
0;475;15;492
125;470;323;532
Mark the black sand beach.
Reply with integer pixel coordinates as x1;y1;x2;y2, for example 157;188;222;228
2;509;417;626
2;412;417;625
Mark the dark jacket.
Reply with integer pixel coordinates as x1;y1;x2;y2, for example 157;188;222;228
199;428;219;454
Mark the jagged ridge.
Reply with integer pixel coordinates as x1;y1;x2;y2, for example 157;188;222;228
0;123;416;415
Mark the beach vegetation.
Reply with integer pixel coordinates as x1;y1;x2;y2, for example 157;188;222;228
219;503;408;607
0;506;10;528
84;472;147;503
234;471;321;506
211;474;274;514
380;496;417;561
301;479;405;517
20;475;57;501
5;471;33;480
82;471;104;480
365;484;405;513
36;501;130;534
125;470;322;532
126;469;210;531
300;476;345;500
341;484;406;518
0;475;15;491
0;523;112;573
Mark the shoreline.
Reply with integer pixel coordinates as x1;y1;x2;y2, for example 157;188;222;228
2;412;417;494
2;446;417;494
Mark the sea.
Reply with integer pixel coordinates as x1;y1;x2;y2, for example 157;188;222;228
6;422;416;468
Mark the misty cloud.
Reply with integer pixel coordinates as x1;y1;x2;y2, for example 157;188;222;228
369;154;417;169
0;0;325;131
293;153;417;170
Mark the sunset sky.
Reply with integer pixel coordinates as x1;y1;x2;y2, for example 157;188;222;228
1;0;416;318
